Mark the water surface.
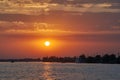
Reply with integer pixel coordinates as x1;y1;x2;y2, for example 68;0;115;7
0;62;120;80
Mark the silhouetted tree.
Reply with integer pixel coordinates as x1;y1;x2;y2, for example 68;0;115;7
42;57;49;62
102;54;110;63
79;54;86;63
94;55;101;63
109;54;116;63
117;56;120;64
86;56;95;63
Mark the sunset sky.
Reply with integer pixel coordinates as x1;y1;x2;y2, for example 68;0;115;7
0;0;120;59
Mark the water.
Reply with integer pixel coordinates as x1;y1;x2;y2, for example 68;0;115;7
0;62;120;80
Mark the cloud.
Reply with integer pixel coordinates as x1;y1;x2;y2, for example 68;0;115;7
0;0;120;15
0;21;72;34
0;28;120;43
0;11;119;32
0;21;32;31
0;20;120;42
0;20;120;40
0;0;120;41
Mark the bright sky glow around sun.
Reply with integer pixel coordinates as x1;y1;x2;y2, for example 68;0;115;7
44;41;51;47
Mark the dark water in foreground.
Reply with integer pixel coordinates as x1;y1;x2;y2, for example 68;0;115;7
0;62;120;80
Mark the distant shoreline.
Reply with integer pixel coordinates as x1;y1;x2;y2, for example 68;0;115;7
0;54;120;64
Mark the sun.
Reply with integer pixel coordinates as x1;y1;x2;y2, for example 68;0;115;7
44;41;51;47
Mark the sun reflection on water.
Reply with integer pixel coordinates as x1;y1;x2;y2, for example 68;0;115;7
43;62;54;80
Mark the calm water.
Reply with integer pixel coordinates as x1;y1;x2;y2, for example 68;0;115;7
0;62;120;80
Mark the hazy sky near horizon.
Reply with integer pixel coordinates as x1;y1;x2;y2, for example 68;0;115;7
0;0;120;59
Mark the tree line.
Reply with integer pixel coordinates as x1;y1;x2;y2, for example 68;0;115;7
42;54;120;64
0;53;120;64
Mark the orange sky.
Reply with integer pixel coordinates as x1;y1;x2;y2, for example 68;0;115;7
0;0;120;58
0;31;120;59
